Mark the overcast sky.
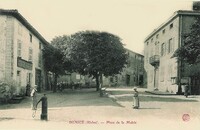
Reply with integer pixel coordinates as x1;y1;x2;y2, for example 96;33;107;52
0;0;193;54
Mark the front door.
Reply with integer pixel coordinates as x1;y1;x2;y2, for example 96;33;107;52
191;76;200;95
126;74;130;86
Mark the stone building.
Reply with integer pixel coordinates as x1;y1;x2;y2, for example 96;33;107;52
58;49;145;88
144;3;200;94
0;9;48;93
103;49;145;87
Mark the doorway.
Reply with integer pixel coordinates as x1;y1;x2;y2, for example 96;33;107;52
191;76;200;95
126;74;130;86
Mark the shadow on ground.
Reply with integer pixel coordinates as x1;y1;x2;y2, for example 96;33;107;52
138;107;161;110
0;117;14;121
116;95;198;102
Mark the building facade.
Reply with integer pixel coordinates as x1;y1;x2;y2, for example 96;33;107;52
103;49;145;87
0;9;48;93
144;7;200;94
58;49;145;88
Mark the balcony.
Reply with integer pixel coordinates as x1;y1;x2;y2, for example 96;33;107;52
149;55;160;66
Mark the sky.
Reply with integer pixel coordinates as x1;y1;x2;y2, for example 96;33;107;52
0;0;194;54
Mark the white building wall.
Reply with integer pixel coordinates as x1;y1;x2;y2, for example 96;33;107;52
0;14;45;93
12;18;44;90
145;17;180;93
0;16;7;79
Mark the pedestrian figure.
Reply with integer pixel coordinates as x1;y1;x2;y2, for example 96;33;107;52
184;84;189;98
133;87;139;109
25;83;31;96
31;85;38;111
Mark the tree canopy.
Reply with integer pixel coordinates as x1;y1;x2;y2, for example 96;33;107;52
173;16;200;65
42;38;72;92
43;45;66;75
44;31;127;91
68;31;128;90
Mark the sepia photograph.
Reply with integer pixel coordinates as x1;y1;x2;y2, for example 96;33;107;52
0;0;200;130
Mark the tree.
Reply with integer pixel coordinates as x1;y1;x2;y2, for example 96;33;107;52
50;35;73;68
173;16;200;64
42;44;70;92
172;16;200;94
68;31;127;91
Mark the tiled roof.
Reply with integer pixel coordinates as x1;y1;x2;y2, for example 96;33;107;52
0;9;49;45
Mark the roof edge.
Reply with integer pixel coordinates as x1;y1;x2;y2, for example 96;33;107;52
125;48;144;57
0;9;49;45
144;10;200;43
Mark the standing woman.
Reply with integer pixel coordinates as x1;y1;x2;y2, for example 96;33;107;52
31;85;37;110
133;87;139;109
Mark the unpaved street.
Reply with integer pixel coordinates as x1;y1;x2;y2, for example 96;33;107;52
0;88;200;130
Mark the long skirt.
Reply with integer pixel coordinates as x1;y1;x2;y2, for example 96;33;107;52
32;96;37;110
133;97;139;109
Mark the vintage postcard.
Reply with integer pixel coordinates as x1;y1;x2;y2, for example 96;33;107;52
0;0;200;130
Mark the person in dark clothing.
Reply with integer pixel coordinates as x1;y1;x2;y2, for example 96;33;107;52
184;84;189;98
26;83;31;96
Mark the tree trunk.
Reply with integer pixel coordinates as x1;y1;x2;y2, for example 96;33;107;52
177;82;182;95
100;73;103;87
99;73;104;97
53;73;58;92
45;71;49;90
177;59;182;95
95;74;100;91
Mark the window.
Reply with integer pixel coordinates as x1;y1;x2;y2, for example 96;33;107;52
155;42;159;55
151;38;154;42
162;29;165;34
38;53;42;67
168;38;174;53
39;42;42;49
161;43;165;56
17;40;22;57
170;23;173;29
17;70;21;85
156;34;159;39
17;70;21;76
147;42;149;46
171;77;177;84
30;34;32;42
29;48;33;61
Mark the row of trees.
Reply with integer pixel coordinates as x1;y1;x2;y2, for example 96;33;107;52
43;31;128;92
